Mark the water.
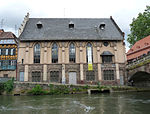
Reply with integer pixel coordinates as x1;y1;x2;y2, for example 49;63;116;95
0;92;150;114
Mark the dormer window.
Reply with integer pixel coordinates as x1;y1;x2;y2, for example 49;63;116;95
69;21;74;29
136;46;140;49
99;22;105;30
37;21;43;29
144;43;149;46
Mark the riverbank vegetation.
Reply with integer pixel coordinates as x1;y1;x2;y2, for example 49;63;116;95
1;81;150;95
0;78;14;94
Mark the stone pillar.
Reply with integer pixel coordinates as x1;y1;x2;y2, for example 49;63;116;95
98;64;102;81
43;65;47;81
62;47;65;63
116;63;120;79
114;46;120;82
24;65;28;81
62;47;66;84
43;47;47;81
80;47;84;81
24;46;29;81
97;47;102;81
62;64;66;84
80;64;84;80
25;47;29;64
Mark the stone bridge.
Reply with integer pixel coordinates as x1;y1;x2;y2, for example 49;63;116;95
126;54;150;87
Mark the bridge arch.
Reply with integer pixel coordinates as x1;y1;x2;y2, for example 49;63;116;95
128;71;150;87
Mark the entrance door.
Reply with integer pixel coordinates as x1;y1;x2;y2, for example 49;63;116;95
20;72;24;81
69;72;77;84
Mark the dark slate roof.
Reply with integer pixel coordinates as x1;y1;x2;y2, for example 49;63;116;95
19;18;124;41
101;51;114;56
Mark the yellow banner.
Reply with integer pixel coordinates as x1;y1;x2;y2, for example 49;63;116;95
88;63;93;71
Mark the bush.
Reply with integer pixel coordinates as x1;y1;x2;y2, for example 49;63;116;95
83;85;89;89
28;85;46;95
4;78;14;93
0;83;5;94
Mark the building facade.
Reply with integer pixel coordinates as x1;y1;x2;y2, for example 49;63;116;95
127;35;150;62
0;29;18;78
17;14;126;85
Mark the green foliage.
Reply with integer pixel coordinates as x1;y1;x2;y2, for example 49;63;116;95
4;78;14;93
0;83;5;94
83;85;89;89
49;84;70;95
97;82;101;88
127;6;150;47
28;85;47;95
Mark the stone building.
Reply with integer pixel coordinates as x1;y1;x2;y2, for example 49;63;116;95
17;14;126;85
0;29;18;78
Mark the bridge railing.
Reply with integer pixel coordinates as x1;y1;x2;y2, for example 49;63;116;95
126;54;150;69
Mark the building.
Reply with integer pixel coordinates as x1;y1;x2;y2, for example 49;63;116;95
127;35;150;62
0;29;18;78
17;13;126;85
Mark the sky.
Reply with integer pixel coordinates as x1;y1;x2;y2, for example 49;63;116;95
0;0;150;51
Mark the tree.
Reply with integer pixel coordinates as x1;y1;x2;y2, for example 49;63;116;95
127;6;150;47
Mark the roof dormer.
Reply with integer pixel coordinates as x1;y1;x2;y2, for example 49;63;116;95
99;22;105;30
69;21;74;29
37;21;43;29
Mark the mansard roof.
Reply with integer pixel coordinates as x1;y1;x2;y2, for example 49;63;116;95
19;18;124;41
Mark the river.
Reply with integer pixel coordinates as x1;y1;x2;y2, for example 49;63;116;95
0;92;150;114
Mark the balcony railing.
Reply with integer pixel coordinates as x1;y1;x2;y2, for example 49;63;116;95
0;65;16;70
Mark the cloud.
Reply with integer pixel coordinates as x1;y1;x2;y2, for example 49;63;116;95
0;0;149;41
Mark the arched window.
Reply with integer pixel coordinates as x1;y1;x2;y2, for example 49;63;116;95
86;43;93;63
34;43;40;63
69;43;76;63
52;43;58;63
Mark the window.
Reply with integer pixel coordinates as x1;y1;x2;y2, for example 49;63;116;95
103;70;114;80
86;71;95;81
2;49;6;55
37;21;43;28
86;43;93;63
69;21;74;29
69;43;76;63
103;42;109;47
10;60;16;66
3;60;9;66
32;71;41;82
6;49;8;55
13;48;16;55
34;43;40;63
50;71;59;82
102;56;112;63
69;24;74;29
3;74;8;78
52;43;58;63
11;49;13;55
99;22;105;30
0;61;2;66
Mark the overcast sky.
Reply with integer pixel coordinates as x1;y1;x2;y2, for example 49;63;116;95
0;0;149;50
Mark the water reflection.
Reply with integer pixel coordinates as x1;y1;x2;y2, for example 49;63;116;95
0;92;150;114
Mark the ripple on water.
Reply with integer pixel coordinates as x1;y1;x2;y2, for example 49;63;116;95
73;101;95;113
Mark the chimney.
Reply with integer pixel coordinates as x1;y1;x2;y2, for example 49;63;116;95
0;29;4;33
